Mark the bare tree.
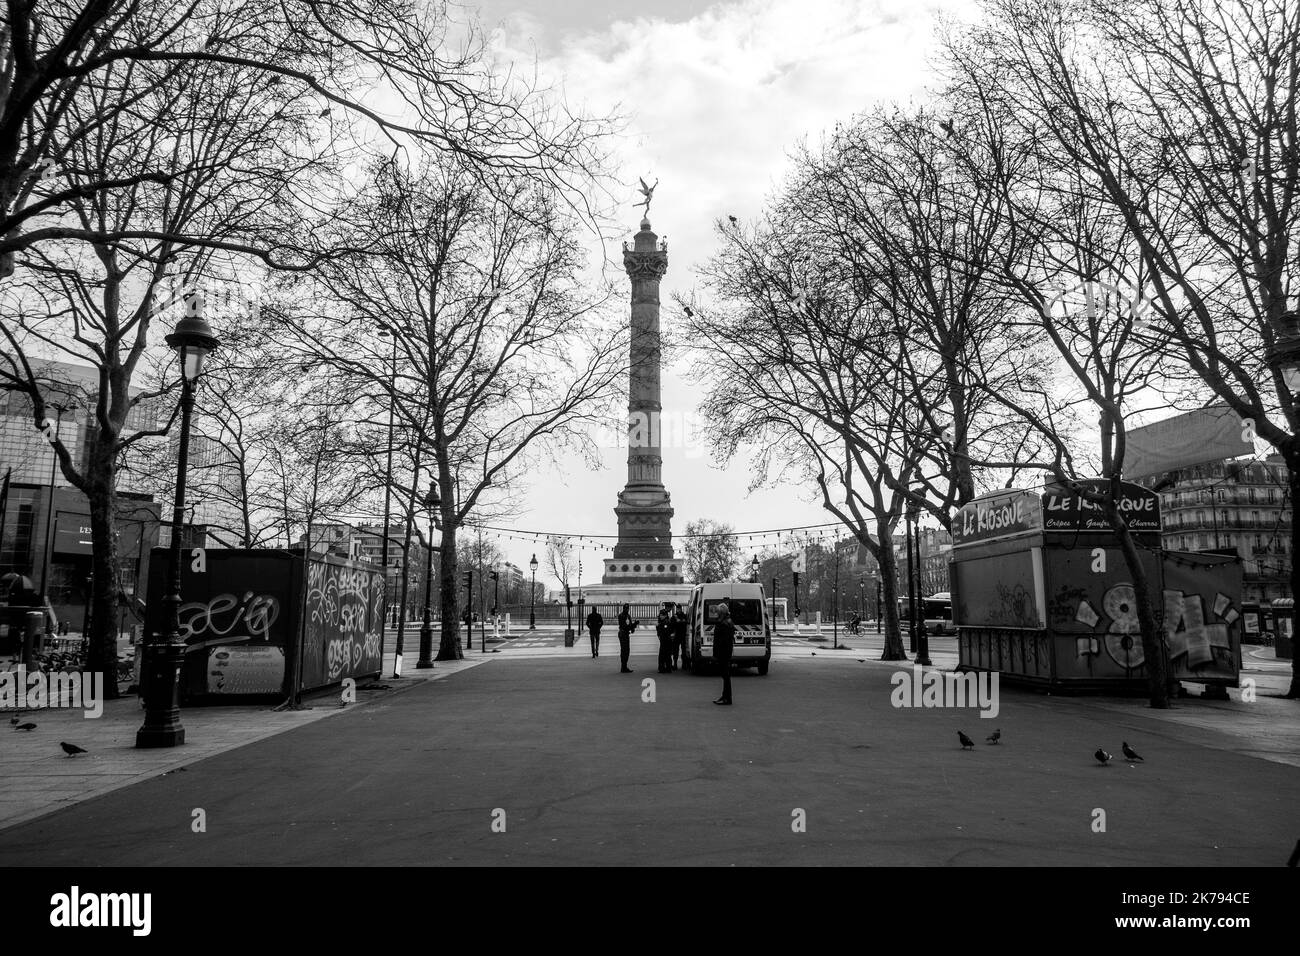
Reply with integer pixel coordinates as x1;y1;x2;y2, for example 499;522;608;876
285;153;626;661
0;0;621;278
0;45;323;688
681;518;741;584
954;0;1300;696
544;534;575;596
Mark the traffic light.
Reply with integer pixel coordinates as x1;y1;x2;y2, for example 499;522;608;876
490;571;499;582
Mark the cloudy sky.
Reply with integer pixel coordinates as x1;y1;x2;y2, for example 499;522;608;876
469;0;979;586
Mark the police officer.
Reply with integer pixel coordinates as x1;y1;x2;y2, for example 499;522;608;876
713;603;735;705
671;603;689;671
656;605;673;673
617;603;637;673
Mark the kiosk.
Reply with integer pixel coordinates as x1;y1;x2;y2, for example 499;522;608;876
951;482;1243;692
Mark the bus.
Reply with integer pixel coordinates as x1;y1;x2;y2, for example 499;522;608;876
898;592;956;636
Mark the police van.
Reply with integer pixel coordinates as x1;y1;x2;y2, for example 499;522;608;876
686;581;771;676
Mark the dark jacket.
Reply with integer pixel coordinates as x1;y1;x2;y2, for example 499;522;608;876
617;611;636;637
656;612;671;640
586;610;604;633
671;612;688;641
713;617;736;659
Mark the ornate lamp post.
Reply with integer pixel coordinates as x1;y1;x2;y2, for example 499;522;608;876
1267;309;1300;395
750;555;759;582
529;553;538;629
137;292;218;749
416;486;442;669
37;398;76;637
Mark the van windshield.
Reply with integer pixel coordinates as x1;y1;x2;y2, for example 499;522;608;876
704;599;763;627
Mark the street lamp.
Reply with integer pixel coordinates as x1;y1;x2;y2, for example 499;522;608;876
137;292;219;749
1266;309;1300;395
750;555;759;582
417;486;442;669
529;553;538;629
37;397;76;637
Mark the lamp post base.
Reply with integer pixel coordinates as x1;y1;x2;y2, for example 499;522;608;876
135;641;187;749
417;623;435;669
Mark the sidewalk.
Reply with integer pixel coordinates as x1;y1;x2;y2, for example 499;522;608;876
0;652;486;832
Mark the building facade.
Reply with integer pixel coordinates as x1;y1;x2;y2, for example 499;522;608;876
1;360;165;635
1143;455;1291;605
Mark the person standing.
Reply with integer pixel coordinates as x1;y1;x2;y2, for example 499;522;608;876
586;607;604;658
656;605;673;673
617;603;637;673
713;603;735;705
671;603;689;671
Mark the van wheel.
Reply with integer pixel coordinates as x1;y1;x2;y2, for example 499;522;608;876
758;660;769;676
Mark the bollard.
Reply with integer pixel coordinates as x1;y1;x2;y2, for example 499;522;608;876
815;611;822;635
504;613;512;637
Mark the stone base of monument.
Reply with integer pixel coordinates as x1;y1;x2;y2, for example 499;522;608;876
578;582;694;609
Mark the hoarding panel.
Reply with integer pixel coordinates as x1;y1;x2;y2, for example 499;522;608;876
1161;552;1242;683
1125;405;1253;479
1043;546;1240;683
146;548;293;697
952;550;1041;628
297;556;385;692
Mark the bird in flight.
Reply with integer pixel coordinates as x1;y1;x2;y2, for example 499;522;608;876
986;729;1001;745
1095;748;1111;765
60;741;87;757
939;118;956;138
1121;741;1143;762
958;731;975;750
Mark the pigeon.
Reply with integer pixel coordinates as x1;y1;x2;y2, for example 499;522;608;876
986;729;1001;745
1121;741;1143;762
939;118;955;138
1288;839;1299;868
683;306;693;318
319;107;332;118
60;741;87;757
958;731;975;750
15;722;36;731
728;215;738;224
1095;749;1112;765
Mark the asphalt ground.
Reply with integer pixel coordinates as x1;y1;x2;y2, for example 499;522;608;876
1;647;1295;866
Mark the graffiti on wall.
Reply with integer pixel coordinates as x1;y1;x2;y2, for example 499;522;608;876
303;559;384;685
177;591;281;650
1070;583;1240;680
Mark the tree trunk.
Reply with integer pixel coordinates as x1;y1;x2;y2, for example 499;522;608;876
435;517;461;661
876;515;907;660
1109;505;1169;709
1286;446;1299;698
83;440;122;700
